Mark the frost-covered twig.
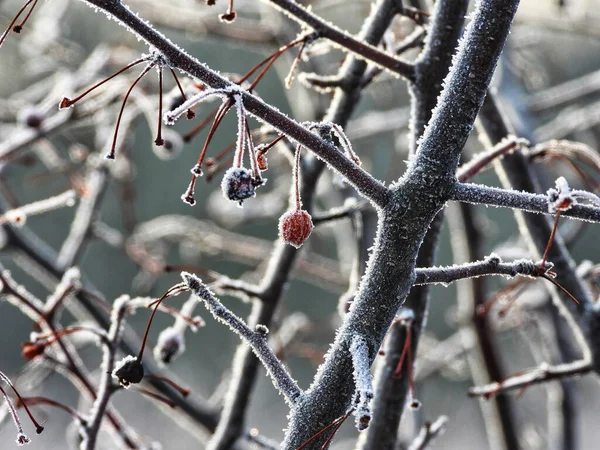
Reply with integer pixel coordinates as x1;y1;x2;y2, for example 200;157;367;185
181;272;302;405
457;136;530;182
468;360;592;398
478;95;597;373
407;416;448;450
0;371;44;446
413;254;549;286
82;295;130;450
350;335;373;431
57;166;109;270
451;182;600;223
0;189;76;227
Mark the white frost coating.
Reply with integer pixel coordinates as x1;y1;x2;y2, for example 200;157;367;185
0;190;77;226
571;189;600;207
350;335;373;431
396;307;415;322
163;87;238;125
233;93;247;166
547;177;575;213
111;355;137;388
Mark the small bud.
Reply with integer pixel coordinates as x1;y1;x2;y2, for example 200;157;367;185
255;324;269;336
219;11;236;22
16;433;30;446
181;193;196;206
279;209;313;248
221;167;256;206
21;341;45;360
410;399;422;410
113;355;144;387
191;164;203;177
59;98;74;110
153;129;183;161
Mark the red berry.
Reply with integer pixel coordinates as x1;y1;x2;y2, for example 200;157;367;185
279;209;313;248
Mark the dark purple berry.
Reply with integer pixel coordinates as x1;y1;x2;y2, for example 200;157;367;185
221;167;256;206
113;356;144;387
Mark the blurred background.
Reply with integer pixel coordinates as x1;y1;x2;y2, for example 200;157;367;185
1;0;600;448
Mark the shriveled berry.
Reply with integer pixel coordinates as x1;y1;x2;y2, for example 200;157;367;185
257;153;268;171
113;356;144;387
219;11;236;22
21;341;46;360
279;209;313;248
221;167;255;205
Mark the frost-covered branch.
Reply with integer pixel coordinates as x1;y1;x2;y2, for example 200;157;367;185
82;295;130;450
57;166;109;270
181;272;302;405
0;190;76;227
468;360;592;398
407;416;448;450
452;182;600;223
413;254;549;286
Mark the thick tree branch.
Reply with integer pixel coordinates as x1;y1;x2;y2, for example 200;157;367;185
284;1;520;447
361;1;469;446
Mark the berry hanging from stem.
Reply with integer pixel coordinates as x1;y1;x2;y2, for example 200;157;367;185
279;144;313;248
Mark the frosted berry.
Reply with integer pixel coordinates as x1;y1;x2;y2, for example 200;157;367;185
113;356;144;387
279;209;313;248
221;167;256;205
154;327;185;365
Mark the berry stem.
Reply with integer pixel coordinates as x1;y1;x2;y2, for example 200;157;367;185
136;283;187;362
293;144;302;210
233;95;247;168
59;57;146;109
155;67;165;146
13;0;38;33
540;211;561;268
0;0;35;47
169;67;195;119
106;63;155;160
0;371;44;434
